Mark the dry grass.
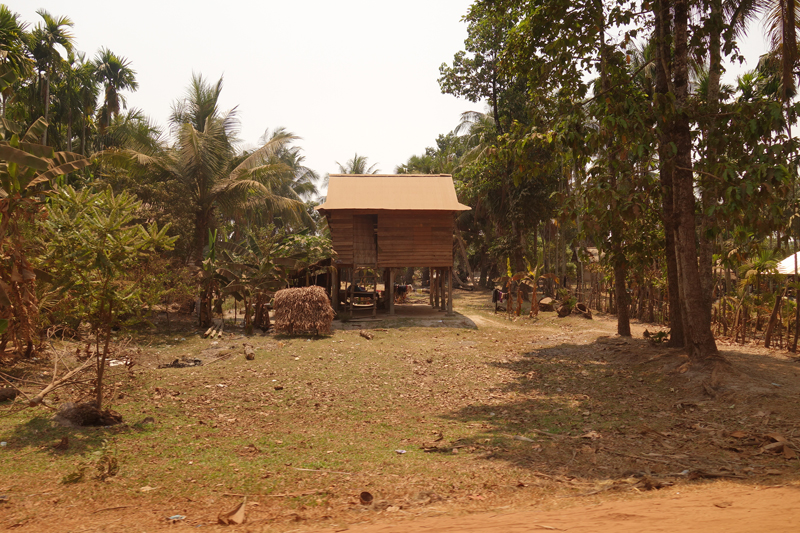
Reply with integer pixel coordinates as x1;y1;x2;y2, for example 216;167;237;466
274;286;335;336
0;290;799;532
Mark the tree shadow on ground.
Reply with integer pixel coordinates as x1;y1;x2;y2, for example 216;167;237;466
438;334;800;486
0;411;146;459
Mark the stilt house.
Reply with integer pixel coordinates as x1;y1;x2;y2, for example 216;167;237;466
315;174;470;315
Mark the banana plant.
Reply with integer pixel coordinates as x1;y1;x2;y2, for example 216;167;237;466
214;231;296;334
0;82;91;357
494;262;545;317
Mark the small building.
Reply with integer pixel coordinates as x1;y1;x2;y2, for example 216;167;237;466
316;174;470;315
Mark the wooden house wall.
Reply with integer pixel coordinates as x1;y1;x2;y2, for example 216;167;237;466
327;210;454;267
376;212;453;267
329;212;354;265
353;215;377;265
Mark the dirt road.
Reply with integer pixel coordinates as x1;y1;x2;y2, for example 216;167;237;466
315;483;800;532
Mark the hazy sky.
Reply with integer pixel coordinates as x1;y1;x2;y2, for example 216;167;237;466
17;1;771;185
18;0;477;178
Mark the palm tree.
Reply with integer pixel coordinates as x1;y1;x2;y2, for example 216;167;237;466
335;153;379;174
760;0;800;349
0;6;31;119
27;9;74;145
763;0;798;102
128;74;308;263
93;47;138;137
56;51;97;152
454;110;497;167
395;153;437;174
261;127;319;201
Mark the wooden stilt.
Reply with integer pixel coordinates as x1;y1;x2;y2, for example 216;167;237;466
373;266;378;317
389;268;395;315
349;268;355;314
447;267;454;316
440;268;447;312
429;267;434;307
331;267;339;313
433;269;440;309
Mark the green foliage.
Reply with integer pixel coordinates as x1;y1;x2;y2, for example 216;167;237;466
42;184;175;407
335;153;379;174
121;74;311;263
0;93;91;356
43;185;176;327
199;226;335;334
214;227;292;334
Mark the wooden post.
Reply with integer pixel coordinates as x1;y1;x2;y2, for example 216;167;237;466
331;267;339;312
349;268;355;314
433;269;440;309
373;266;378;317
440;268;447;312
389;268;395;315
429;267;434;307
446;267;454;316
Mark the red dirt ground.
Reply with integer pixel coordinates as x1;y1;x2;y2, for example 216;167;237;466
313;483;800;532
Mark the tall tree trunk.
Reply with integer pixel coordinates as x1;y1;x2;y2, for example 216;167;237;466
654;0;685;348
195;210;212;265
479;247;489;287
614;259;631;336
42;72;50;145
697;0;723;325
672;0;721;363
599;20;631;336
80;118;87;156
66;110;73;152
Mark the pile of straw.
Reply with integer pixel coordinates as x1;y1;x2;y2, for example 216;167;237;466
274;286;335;335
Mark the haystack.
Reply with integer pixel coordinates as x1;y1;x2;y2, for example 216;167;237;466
274;286;335;335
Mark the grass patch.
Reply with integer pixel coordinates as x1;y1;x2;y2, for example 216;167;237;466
2;291;800;531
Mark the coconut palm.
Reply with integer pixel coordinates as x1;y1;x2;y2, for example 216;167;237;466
454;109;497;167
261;127;319;201
93;47;137;137
127;74;308;263
335;153;379;174
762;0;798;102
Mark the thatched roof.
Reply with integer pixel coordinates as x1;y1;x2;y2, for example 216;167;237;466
316;174;471;212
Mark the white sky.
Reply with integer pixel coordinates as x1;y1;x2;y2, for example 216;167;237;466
16;2;772;187
17;0;477;180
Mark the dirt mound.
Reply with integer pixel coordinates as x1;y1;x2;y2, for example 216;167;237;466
53;402;123;427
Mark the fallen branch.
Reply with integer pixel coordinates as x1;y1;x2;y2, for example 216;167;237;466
294;467;352;475
93;506;134;513
204;350;235;366
531;428;569;439
29;358;95;407
265;489;327;498
0;374;30;403
600;447;690;468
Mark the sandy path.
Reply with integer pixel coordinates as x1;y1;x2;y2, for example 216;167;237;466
314;484;800;533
